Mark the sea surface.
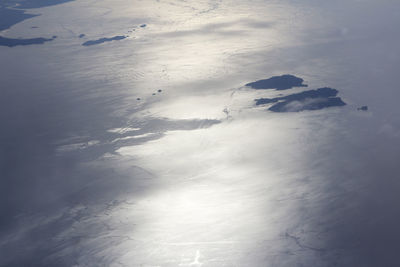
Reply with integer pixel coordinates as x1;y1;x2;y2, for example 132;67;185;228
1;0;400;266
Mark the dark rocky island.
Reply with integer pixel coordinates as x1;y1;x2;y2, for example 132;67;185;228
1;0;75;9
245;74;307;90
0;0;75;31
256;87;338;105
255;87;346;112
269;96;346;112
82;35;126;46
0;35;55;47
0;8;37;31
0;0;74;48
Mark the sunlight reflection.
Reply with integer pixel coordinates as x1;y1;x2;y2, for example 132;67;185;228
112;112;313;265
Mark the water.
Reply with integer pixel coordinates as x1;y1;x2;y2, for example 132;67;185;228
1;0;400;266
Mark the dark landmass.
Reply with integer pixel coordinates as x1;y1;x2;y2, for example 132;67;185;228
78;34;85;38
245;74;307;90
1;0;75;9
255;87;346;112
136;98;141;101
82;35;126;46
157;89;162;93
140;24;147;28
0;0;75;31
0;35;54;47
0;8;37;31
358;106;368;111
255;87;339;105
269;97;346;112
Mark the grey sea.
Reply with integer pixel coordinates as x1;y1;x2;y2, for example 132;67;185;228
1;0;400;266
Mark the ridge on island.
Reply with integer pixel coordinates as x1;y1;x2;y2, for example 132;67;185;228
255;87;346;112
245;74;307;90
269;96;346;112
